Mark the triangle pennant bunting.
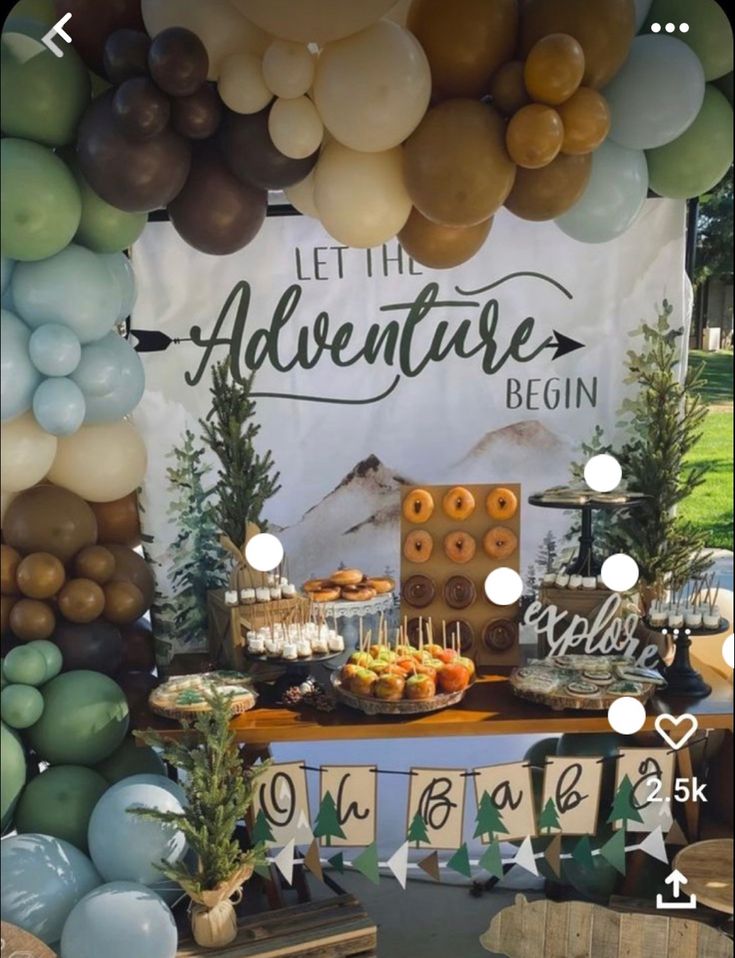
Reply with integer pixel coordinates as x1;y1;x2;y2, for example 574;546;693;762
478;841;504;880
296;809;314;845
639;826;669;865
544;833;562;878
352;843;380;886
418;850;441;882
665;820;688;847
571;835;594;870
328;852;345;874
386;841;410;890
599;830;627;876
304;839;324;883
447;843;472;879
514;837;539;877
273;839;296;886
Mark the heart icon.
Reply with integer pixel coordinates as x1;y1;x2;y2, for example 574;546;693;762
654;713;698;750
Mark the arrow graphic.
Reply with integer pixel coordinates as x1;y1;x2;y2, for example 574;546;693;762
544;330;586;360
665;869;688;897
657;869;697;910
41;13;72;57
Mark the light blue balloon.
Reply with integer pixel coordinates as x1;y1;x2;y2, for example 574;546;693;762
634;0;653;30
0;833;101;945
72;332;144;422
29;322;82;376
1;308;41;421
33;376;86;436
87;780;187;884
11;243;122;344
0;254;14;295
100;252;136;323
115;773;187;807
605;35;705;149
556;140;649;244
60;881;178;958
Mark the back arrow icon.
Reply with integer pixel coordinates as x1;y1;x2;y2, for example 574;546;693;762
41;12;72;57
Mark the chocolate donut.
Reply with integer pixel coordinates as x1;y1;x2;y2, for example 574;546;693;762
445;619;475;653
482;619;517;652
444;575;476;609
404;530;434;564
403;574;436;608
443;530;476;564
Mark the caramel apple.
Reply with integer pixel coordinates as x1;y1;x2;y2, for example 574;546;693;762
351;668;379;696
349;651;374;668
436;648;459;665
375;673;406;701
341;664;361;686
437;662;471;693
405;673;436;700
457;655;476;679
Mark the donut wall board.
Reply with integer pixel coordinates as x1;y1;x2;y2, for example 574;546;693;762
401;484;521;665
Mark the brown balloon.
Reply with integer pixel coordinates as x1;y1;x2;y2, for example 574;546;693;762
219;107;319;191
403;99;517;227
114;669;158;725
9;598;56;642
16;553;66;600
58;578;106;624
0;544;21;596
1;595;17;634
120;618;156;671
54;618;123;674
103;29;151;85
103;580;146;626
171;83;223;140
112;77;171;140
489;61;531;117
557;87;610;155
148;27;209;97
504;151;592;220
506;103;564;169
407;0;518;99
3;486;98;564
168;143;267;255
89;493;141;547
74;545;116;584
399;208;493;269
54;0;145;75
103;544;155;609
520;0;636;90
77;91;191;213
524;33;585;106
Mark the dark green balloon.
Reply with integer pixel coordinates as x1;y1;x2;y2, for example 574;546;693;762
714;72;733;107
94;736;165;784
4;0;56;26
1;720;26;831
15;763;108;852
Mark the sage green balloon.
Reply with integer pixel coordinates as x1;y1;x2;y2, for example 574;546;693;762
94;736;166;784
1;720;26;831
647;86;733;198
3;645;47;686
646;0;733;81
1;17;91;146
15;764;109;852
715;72;733;107
24;638;63;681
27;670;129;766
71;164;147;254
4;0;56;26
1;138;81;261
1;683;44;728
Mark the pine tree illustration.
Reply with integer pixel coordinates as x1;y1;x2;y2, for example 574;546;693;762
538;797;561;834
536;531;559;573
474;791;509;843
313;791;346;847
252;808;275;845
606;774;644;831
407;810;431;848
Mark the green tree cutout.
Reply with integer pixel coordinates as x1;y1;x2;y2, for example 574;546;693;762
474;791;509;843
314;791;346;847
252;808;275;845
407;811;431;848
607;775;645;831
538;797;561;834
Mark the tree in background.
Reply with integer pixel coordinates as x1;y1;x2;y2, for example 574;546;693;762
538;797;561;834
695;174;733;291
606;775;644;832
474;791;509;844
407;810;431;847
313;791;346;847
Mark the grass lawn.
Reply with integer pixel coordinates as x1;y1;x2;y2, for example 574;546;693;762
681;351;733;550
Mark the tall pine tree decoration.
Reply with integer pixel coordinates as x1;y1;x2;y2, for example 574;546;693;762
538;797;561;834
474;791;509;843
606;775;644;831
314;791;346;847
200;361;281;544
407;810;431;847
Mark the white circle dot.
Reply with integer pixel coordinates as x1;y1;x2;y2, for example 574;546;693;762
600;553;639;593
723;634;734;670
608;697;646;735
484;568;523;605
583;453;622;493
679;22;689;32
665;21;675;32
651;21;661;32
245;532;284;572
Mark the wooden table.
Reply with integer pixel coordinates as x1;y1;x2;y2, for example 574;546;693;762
673;840;734;914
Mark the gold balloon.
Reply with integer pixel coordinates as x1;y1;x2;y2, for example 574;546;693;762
16;553;66;600
3;485;98;563
58;578;106;624
489;61;531;117
557;87;610;155
506;103;564;168
103;580;146;626
104;544;155;610
520;0;636;90
1;595;17;634
89;493;141;548
398;208;493;269
403;99;517;227
74;545;117;584
407;0;519;99
504;151;592;220
1;544;21;596
524;33;585;105
9;598;55;641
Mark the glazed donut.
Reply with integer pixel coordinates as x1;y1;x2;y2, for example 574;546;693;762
442;486;476;521
403;530;434;564
444;575;477;609
311;587;341;602
486;487;518;521
443;530;476;564
483;526;518;560
330;568;364;586
303;578;328;593
341;584;376;601
403;488;435;524
367;576;395;594
403;574;436;608
445;619;474;653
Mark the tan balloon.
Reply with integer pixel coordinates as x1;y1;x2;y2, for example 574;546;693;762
142;0;271;80
88;493;141;548
1;595;17;634
9;598;55;641
490;61;532;117
398;208;493;269
1;544;21;596
104;544;156;610
218;53;273;114
314;142;412;248
16;553;66;600
284;167;318;217
313;20;430;153
262;40;314;98
557;87;610;155
268;96;324;159
47;421;147;504
0;412;57;493
506;103;564;168
403;99;517;226
0;492;17;529
504;151;592;220
524;33;585;106
74;545;117;585
58;578;106;624
103;580;146;626
231;0;397;45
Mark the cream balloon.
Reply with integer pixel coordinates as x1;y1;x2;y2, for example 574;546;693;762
313;20;430;152
313;142;412;247
218;53;273;114
142;0;271;80
284;168;318;217
47;420;147;503
0;412;57;493
268;96;324;159
231;0;397;45
262;40;315;98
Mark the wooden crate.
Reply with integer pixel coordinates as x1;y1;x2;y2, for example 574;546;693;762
206;589;310;670
176;895;377;958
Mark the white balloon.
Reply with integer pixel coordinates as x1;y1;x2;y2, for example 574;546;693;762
262;39;315;98
0;411;57;492
218;52;273;114
284;168;319;216
269;96;324;158
231;0;398;45
605;35;705;149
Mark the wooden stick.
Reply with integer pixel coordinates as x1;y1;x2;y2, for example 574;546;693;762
418;616;423;650
379;612;385;647
442;620;447;649
359;617;364;653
